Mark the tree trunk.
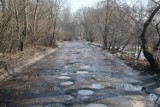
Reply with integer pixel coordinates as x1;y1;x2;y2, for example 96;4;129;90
13;0;21;50
20;0;29;51
140;4;160;70
32;0;39;44
1;0;6;21
51;14;57;46
143;49;160;69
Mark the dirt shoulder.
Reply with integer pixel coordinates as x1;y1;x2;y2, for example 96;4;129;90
0;43;63;81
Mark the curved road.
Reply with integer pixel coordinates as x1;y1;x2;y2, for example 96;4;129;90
0;41;157;107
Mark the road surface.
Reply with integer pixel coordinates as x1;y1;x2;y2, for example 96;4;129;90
0;41;158;107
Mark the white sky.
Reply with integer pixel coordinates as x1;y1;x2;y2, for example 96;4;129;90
69;0;102;12
69;0;147;12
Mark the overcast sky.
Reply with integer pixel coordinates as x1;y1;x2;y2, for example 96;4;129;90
69;0;146;12
69;0;102;12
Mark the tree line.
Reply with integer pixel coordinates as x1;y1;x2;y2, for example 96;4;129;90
71;0;160;70
0;0;71;52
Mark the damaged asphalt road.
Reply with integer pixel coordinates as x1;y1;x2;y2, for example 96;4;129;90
0;41;159;107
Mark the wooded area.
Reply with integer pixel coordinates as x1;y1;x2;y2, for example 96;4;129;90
0;0;160;71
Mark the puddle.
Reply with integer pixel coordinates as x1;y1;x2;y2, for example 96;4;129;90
16;91;24;95
148;93;159;102
90;84;104;89
55;69;61;72
60;81;73;86
58;76;71;80
63;65;72;70
78;90;94;96
86;104;108;107
80;65;91;69
28;74;38;79
44;103;65;107
61;73;69;76
0;103;6;107
25;84;32;90
114;83;142;91
76;71;89;74
59;95;74;101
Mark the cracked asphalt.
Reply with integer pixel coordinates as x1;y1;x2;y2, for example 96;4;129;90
0;41;157;107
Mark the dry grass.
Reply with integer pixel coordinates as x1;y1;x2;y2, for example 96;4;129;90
0;46;54;75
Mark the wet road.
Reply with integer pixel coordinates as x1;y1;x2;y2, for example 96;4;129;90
0;41;156;107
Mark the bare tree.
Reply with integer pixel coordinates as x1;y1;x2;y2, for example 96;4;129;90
140;0;160;70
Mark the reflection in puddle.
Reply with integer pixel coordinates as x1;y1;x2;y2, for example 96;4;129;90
78;90;94;96
60;95;74;101
16;91;24;95
148;93;159;102
86;104;108;107
58;76;71;80
44;103;65;107
63;65;72;70
25;84;32;90
114;83;142;91
61;73;69;76
90;84;104;89
0;103;6;107
80;65;90;69
28;74;38;79
76;71;89;74
55;69;61;72
60;81;73;86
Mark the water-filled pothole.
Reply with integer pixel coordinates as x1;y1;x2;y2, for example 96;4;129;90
114;83;142;91
148;93;159;102
58;76;71;80
63;65;72;70
59;95;74;101
78;90;94;96
80;65;91;69
61;73;69;76
44;103;65;107
76;71;89;74
60;81;73;86
90;84;104;89
86;104;108;107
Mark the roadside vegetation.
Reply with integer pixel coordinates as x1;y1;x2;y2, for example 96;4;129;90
71;0;160;72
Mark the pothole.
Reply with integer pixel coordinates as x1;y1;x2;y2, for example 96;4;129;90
76;71;89;74
59;95;74;101
80;65;91;70
148;93;159;102
86;104;108;107
44;103;65;107
78;90;94;96
63;65;72;70
60;81;73;86
90;84;104;89
61;73;69;76
114;83;142;91
58;76;71;80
